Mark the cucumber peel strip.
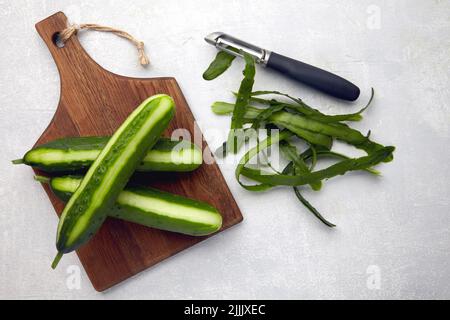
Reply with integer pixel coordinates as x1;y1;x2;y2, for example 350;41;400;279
280;140;322;191
203;49;237;80
235;130;293;191
212;101;384;152
239;146;395;187
227;53;256;154
248;88;375;123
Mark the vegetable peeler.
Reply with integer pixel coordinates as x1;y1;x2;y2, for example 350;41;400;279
205;32;360;101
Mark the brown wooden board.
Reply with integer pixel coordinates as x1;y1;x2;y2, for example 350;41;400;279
33;12;242;292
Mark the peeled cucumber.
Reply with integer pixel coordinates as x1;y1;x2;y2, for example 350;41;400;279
13;137;202;173
53;94;175;268
36;175;222;237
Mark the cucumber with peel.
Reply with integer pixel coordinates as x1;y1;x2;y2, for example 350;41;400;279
35;175;222;236
52;94;175;268
13;137;202;173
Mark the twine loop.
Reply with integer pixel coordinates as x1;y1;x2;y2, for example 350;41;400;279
59;23;150;66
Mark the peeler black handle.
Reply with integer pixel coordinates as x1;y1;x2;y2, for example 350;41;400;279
266;52;360;101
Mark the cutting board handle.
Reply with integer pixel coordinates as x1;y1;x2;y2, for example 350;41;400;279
35;12;103;83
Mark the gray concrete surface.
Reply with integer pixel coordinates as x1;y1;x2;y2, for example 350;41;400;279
0;0;449;299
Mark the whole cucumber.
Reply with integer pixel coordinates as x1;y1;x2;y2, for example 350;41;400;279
52;94;175;268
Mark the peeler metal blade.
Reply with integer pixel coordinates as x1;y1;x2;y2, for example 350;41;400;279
204;32;271;65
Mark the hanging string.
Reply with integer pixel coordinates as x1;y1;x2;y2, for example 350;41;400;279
59;23;150;66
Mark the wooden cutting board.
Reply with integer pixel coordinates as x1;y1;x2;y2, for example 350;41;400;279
33;11;242;292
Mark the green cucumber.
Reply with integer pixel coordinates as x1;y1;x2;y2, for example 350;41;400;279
52;94;175;268
36;175;222;236
13;137;202;173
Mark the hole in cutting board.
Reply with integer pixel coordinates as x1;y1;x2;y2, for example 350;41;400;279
52;32;65;48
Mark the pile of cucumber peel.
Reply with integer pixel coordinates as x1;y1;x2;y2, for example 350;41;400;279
203;51;395;228
13;94;222;268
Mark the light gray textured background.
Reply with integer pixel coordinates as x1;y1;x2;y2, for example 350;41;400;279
1;0;449;299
